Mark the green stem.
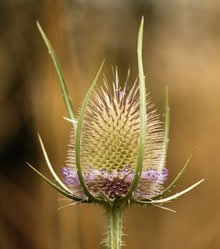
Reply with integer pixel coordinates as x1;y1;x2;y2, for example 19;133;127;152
106;207;124;249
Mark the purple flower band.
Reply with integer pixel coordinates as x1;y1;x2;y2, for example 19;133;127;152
62;166;168;200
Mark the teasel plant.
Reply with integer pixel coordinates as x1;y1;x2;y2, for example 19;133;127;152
28;17;204;249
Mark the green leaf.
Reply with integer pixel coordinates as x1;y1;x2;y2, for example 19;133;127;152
38;134;73;194
137;178;204;204
26;162;83;202
75;61;105;204
152;154;193;200
124;16;146;200
37;21;77;130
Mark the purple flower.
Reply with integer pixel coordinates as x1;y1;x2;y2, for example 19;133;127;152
62;166;168;200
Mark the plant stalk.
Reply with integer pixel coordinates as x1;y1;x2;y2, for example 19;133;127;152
106;206;124;249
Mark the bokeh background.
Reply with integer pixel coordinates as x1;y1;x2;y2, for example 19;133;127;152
0;0;219;249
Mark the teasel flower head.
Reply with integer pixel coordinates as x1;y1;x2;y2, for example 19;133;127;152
28;18;204;211
63;71;168;204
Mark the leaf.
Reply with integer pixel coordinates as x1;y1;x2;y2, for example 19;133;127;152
37;21;77;130
152;154;192;200
75;61;105;204
26;162;83;202
38;134;73;194
137;178;204;204
124;16;146;200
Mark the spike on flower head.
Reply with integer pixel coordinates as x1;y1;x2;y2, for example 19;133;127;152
63;70;168;201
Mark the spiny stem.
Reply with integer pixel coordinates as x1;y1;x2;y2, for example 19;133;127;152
106;207;124;249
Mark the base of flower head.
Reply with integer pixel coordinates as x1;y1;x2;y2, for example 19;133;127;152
62;166;168;201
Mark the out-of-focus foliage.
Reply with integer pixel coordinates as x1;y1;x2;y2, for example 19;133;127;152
0;1;219;249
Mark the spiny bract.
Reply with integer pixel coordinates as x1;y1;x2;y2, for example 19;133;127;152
62;71;168;201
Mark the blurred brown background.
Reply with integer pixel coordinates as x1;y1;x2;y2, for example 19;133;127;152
0;0;219;249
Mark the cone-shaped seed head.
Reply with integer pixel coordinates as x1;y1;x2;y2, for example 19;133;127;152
64;71;168;200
